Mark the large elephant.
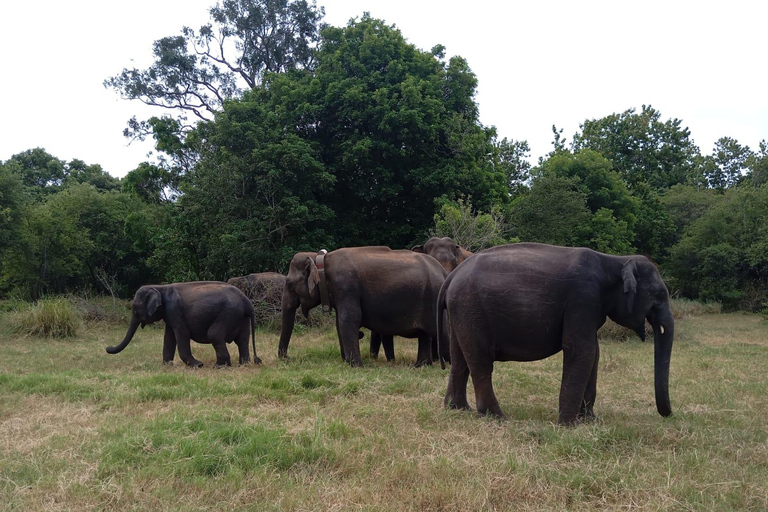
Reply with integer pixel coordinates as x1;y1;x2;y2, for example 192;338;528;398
106;282;261;368
278;247;448;367
439;243;674;425
227;272;286;321
412;236;473;274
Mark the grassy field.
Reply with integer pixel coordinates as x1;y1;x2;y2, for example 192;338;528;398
1;304;767;511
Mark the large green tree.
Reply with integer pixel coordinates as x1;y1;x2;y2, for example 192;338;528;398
572;105;701;191
292;15;508;247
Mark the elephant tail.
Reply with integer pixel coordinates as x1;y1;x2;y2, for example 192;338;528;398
246;302;260;365
436;274;453;370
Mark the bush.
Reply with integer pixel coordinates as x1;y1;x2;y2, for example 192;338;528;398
8;297;82;338
69;294;131;325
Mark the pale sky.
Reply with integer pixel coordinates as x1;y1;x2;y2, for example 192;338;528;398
1;0;765;178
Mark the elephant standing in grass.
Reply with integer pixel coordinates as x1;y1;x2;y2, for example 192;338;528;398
106;282;261;368
439;243;674;425
279;247;448;367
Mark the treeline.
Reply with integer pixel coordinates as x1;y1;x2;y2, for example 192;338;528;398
1;4;767;310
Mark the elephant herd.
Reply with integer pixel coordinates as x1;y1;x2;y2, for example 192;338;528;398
106;237;675;425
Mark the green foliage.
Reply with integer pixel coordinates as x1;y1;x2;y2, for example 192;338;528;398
512;150;638;255
510;173;591;247
668;185;768;309
8;297;82;338
104;0;324;127
1;180;157;298
704;136;753;190
572;105;701;190
431;200;510;251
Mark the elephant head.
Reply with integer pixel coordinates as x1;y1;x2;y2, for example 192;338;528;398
608;257;675;417
106;286;165;354
278;252;322;359
412;237;471;274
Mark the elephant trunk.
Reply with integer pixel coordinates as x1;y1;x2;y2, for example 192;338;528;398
652;303;674;417
278;291;298;360
106;315;140;354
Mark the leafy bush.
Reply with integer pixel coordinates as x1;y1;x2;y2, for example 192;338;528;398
8;297;82;338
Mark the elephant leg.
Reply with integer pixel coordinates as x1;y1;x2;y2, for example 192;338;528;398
578;337;599;421
470;364;506;418
415;332;434;367
207;321;235;367
175;328;203;368
382;334;395;362
336;303;363;367
558;329;598;425
335;315;346;361
162;324;177;364
444;336;471;411
213;343;232;368
232;318;253;365
369;331;381;360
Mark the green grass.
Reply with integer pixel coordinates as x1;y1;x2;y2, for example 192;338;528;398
1;308;768;510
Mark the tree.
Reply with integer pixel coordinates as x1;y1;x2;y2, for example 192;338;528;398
290;15;508;247
6;148;66;195
528;149;638;254
704;137;753;190
509;174;591;247
104;0;325;138
746;140;768;188
572;105;701;190
431;200;510;251
668;184;768;309
490;136;531;197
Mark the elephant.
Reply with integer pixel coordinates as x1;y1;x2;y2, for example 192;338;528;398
412;236;473;274
227;272;286;321
278;247;448;367
106;282;262;368
438;242;674;425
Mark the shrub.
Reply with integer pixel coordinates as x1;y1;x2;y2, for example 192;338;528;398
8;297;82;338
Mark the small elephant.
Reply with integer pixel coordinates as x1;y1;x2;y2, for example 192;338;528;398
106;282;261;368
439;243;674;425
412;236;473;274
279;247;448;367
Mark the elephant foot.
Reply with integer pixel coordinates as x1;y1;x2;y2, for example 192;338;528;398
186;359;204;368
346;357;364;368
162;360;174;365
253;356;263;365
414;359;433;368
444;397;472;412
213;361;232;368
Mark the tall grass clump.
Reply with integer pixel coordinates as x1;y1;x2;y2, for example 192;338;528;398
670;297;722;318
8;297;82;338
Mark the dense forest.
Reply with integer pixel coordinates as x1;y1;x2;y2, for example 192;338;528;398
1;0;767;310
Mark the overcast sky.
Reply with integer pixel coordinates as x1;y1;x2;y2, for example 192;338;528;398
1;0;765;178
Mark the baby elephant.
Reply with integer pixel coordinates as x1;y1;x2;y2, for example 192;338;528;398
106;282;261;368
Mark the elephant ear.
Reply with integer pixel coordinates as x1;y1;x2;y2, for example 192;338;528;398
146;288;162;317
622;259;638;313
411;245;424;253
305;257;320;296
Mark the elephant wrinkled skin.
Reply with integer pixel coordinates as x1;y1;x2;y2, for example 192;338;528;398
279;247;448;366
439;243;674;425
106;282;261;368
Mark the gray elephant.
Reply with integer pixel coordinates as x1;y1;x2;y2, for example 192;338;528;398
227;272;286;321
412;236;473;274
106;282;261;368
279;247;448;367
438;243;674;425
